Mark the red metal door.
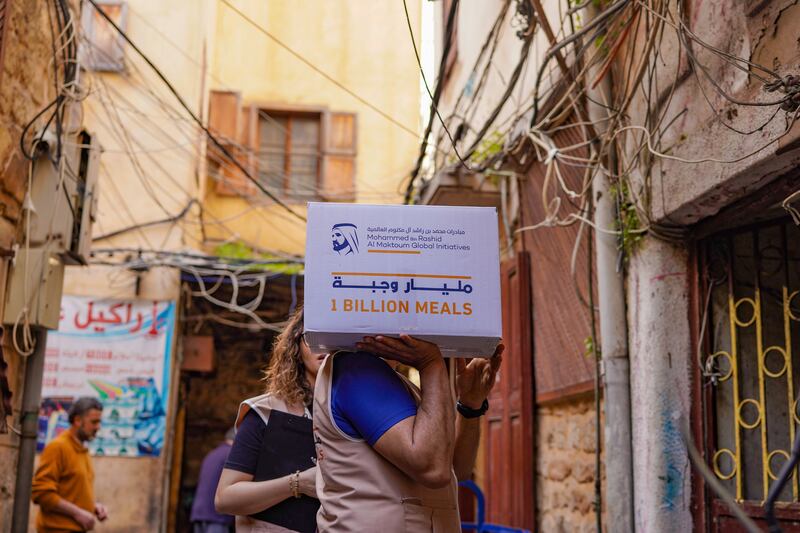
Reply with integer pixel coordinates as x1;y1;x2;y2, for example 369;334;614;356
484;252;535;530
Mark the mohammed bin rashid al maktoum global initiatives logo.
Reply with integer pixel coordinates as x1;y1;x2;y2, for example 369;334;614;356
331;223;360;256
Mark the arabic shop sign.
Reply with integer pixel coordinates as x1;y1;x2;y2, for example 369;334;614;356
37;295;176;457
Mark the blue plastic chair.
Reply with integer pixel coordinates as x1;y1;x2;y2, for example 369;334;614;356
458;480;533;533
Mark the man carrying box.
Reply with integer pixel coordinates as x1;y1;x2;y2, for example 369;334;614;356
313;334;503;533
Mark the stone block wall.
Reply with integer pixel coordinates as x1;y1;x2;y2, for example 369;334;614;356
0;0;53;240
0;1;66;530
536;396;605;532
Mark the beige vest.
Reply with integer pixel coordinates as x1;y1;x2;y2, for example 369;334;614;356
313;353;461;533
234;393;310;429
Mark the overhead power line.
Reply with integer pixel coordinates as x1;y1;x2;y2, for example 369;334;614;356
93;199;199;242
120;4;408;200
218;0;420;139
402;0;467;168
404;0;462;203
86;0;307;223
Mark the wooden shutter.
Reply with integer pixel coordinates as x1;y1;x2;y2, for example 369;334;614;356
80;1;128;72
320;112;356;201
518;115;596;402
208;90;239;141
0;0;11;85
207;91;256;196
484;252;535;530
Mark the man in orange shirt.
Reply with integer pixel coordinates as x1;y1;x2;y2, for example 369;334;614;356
32;397;109;532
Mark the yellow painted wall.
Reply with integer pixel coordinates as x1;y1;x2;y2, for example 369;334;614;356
56;2;208;531
65;0;210;299
11;2;422;528
204;0;423;256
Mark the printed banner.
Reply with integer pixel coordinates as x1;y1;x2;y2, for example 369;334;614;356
37;296;176;457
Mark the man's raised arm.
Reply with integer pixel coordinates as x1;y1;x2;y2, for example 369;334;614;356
357;335;455;488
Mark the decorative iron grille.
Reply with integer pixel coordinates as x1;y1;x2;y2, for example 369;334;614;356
704;218;800;503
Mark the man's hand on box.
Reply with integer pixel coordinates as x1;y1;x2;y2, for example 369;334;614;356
456;344;504;409
357;335;444;371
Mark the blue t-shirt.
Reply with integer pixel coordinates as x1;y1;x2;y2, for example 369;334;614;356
331;351;417;445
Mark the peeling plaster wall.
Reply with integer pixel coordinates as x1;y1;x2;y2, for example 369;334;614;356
624;0;800;226
627;238;692;532
622;4;800;528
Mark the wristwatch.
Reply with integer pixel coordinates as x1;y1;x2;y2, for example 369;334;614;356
457;399;489;419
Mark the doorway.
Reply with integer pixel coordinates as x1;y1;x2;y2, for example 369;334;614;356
171;273;302;532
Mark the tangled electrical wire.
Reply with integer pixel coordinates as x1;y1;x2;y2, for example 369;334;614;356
12;0;86;358
19;0;82;164
90;249;303;332
410;1;800;530
414;0;800;245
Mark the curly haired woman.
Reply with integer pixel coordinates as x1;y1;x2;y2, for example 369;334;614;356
215;307;322;533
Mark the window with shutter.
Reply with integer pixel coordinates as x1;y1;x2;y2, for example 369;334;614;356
207;90;257;197
257;112;321;198
79;1;128;72
320;112;357;201
0;0;11;85
207;99;357;201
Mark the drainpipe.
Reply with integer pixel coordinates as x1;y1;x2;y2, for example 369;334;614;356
11;327;48;533
585;8;634;533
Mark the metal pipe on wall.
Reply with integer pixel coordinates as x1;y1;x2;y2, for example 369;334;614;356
11;328;48;533
585;9;634;532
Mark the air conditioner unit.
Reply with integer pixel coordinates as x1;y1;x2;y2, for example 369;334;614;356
27;129;100;265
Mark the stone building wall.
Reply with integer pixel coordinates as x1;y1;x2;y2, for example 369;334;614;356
0;1;65;530
620;2;800;530
0;0;53;242
536;396;605;532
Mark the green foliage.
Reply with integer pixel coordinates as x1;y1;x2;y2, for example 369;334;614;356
470;130;505;165
609;180;644;260
594;33;609;56
594;33;606;49
584;335;600;359
215;241;253;259
213;241;303;275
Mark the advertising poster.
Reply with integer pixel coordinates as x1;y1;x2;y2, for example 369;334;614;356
37;296;176;457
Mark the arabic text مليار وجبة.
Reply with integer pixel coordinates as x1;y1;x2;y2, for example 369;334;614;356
331;276;473;296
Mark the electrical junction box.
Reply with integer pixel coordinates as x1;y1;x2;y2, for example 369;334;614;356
27;130;100;265
2;249;65;330
181;335;216;373
304;203;502;357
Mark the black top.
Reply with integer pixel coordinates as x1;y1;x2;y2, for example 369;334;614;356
225;409;319;533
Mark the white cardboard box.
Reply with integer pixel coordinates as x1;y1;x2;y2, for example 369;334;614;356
303;203;502;357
